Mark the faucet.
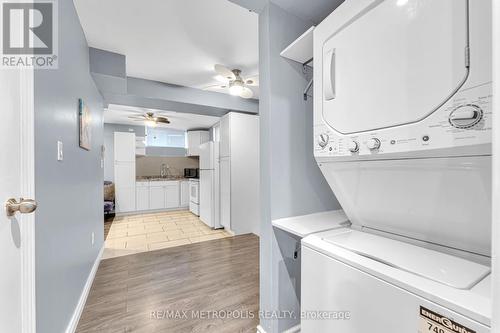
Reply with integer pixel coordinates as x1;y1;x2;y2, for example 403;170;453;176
160;163;169;178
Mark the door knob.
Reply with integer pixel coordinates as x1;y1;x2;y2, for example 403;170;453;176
5;198;37;217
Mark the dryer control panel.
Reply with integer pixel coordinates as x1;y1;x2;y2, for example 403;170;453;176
314;83;492;159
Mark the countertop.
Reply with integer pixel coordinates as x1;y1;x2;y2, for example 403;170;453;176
136;176;195;182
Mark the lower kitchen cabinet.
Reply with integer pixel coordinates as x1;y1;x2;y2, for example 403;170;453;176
136;184;150;211
149;185;166;210
135;180;187;212
180;180;189;207
165;182;180;208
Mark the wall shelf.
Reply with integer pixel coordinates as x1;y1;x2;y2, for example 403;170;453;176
280;26;315;65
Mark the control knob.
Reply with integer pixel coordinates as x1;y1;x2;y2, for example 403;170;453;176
366;138;381;150
318;133;329;149
348;141;359;153
449;105;483;129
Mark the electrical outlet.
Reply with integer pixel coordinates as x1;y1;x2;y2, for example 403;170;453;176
57;141;63;161
91;232;95;246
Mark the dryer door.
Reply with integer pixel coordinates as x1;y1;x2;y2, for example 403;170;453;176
322;0;469;134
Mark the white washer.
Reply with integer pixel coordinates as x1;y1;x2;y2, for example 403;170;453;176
303;0;493;332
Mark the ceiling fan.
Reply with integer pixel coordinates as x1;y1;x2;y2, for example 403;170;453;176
128;112;170;127
204;64;258;99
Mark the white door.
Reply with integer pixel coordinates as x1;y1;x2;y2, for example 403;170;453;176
136;185;149;211
322;0;468;134
165;183;180;209
0;68;36;332
149;186;166;210
199;142;214;170
114;132;136;162
219;157;231;230
114;162;136;213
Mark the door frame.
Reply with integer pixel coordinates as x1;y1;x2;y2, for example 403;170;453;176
19;66;36;333
492;2;500;331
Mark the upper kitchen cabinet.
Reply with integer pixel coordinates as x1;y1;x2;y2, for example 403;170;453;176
114;132;136;162
187;130;210;156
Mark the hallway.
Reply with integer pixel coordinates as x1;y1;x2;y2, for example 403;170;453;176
76;234;259;332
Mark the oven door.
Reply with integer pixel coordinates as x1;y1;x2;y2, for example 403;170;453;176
189;181;199;204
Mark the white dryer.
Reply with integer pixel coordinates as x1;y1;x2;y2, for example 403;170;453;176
303;0;493;332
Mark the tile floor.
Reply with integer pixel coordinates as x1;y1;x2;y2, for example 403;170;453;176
103;210;232;259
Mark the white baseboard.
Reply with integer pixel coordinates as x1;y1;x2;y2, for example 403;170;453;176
283;324;301;333
256;323;300;333
65;245;104;333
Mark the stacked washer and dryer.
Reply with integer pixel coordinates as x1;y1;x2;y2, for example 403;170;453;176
302;0;492;332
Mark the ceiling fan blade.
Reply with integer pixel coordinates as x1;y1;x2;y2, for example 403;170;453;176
240;87;254;99
203;84;229;93
155;117;170;124
245;75;259;86
128;115;146;120
214;64;235;80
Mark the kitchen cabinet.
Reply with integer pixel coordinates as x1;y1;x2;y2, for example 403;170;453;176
137;180;184;211
136;182;149;211
165;182;180;208
114;132;136;162
187;130;210;156
180;180;189;207
114;132;136;213
219;157;231;230
149;185;166;210
217;112;260;236
219;115;230;158
136;136;146;156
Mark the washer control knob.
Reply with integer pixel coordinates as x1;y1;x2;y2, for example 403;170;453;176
318;133;329;149
449;105;483;129
348;141;359;153
366;138;381;150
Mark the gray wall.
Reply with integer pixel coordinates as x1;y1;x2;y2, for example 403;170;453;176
258;3;341;332
34;0;105;332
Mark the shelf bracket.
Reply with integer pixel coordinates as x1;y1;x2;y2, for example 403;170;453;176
303;78;313;101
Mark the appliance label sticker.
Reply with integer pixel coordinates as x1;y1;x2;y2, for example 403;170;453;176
419;306;476;333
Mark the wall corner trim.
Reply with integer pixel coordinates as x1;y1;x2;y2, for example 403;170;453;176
64;245;104;333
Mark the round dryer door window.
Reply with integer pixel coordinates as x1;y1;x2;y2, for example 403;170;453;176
321;0;468;134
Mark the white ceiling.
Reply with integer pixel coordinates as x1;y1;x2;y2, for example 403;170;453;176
74;0;259;97
271;0;345;24
104;104;220;130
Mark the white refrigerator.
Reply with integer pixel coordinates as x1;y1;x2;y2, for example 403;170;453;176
199;141;221;229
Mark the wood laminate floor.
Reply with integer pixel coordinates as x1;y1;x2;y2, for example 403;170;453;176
76;234;259;333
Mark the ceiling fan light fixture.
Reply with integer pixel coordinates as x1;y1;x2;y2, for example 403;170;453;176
229;81;244;96
145;120;157;127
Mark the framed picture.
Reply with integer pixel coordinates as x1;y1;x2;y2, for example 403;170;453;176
79;98;91;150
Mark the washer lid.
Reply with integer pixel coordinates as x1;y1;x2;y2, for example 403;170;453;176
322;229;490;290
321;0;469;134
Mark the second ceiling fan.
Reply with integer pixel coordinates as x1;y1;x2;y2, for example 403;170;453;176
204;64;258;99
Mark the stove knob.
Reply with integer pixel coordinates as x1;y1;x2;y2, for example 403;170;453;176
449;105;483;129
318;133;329;149
366;138;381;150
348;141;359;153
